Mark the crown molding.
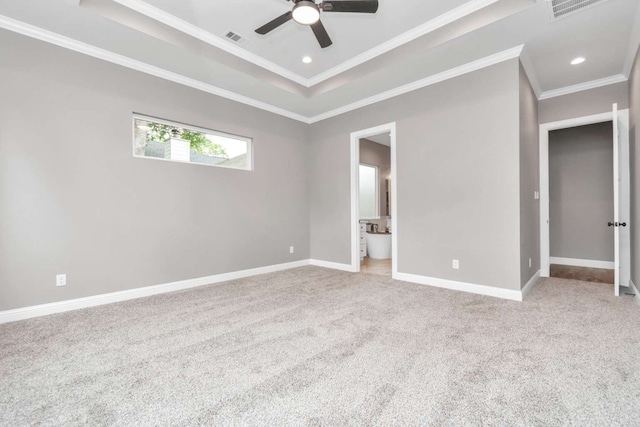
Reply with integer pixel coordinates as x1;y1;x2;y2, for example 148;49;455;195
304;0;500;86
622;1;640;77
307;45;524;123
0;15;524;125
538;74;628;100
518;49;542;98
0;14;310;123
112;0;499;88
111;0;309;87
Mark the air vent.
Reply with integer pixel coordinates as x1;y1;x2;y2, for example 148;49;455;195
546;0;612;21
224;31;249;46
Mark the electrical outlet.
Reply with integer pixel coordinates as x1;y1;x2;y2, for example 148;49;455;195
452;259;459;269
56;274;66;287
529;258;532;268
289;246;294;254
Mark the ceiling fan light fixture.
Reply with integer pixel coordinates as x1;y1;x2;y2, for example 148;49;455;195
292;1;320;25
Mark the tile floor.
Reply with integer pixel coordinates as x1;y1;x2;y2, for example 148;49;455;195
360;257;392;276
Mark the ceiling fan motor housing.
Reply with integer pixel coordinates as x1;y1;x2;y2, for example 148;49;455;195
255;0;379;48
292;0;321;25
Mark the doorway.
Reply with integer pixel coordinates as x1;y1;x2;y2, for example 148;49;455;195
350;123;397;276
539;105;631;296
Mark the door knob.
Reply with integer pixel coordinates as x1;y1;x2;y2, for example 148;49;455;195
608;222;627;227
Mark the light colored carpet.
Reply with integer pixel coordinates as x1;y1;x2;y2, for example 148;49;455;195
1;266;639;425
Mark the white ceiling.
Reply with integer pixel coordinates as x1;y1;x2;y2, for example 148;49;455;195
139;0;473;79
0;0;639;122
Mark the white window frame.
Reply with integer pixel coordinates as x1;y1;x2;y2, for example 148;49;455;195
132;113;253;171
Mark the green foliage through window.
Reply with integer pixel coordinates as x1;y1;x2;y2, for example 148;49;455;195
134;115;251;170
146;122;228;157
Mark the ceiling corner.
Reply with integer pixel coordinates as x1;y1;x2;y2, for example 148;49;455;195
519;48;542;98
622;0;640;77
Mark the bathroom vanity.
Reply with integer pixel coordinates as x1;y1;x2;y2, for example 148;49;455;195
359;222;367;260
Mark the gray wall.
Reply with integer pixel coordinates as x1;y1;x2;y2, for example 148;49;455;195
519;64;540;287
630;46;640;288
549;122;614;262
538;81;629;124
310;59;523;290
0;31;310;311
359;138;391;218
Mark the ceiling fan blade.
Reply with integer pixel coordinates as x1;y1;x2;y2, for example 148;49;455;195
321;0;378;13
255;11;293;35
310;20;332;48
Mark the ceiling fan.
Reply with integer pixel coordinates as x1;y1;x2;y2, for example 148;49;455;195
255;0;379;48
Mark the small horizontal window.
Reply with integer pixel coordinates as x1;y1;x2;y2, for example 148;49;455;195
133;114;252;170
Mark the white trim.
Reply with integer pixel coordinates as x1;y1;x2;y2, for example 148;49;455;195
308;45;523;123
539;111;614;277
519;50;542;98
549;257;615;270
305;0;500;86
390;125;398;278
622;1;640;78
111;0;309;86
309;259;355;272
0;260;310;324
350;123;397;275
613;103;620;295
112;0;499;88
521;269;541;298
538;74;627;100
0;14;310;123
539;110;631;297
394;272;523;302
629;279;640;307
541;111;614;132
0;15;523;125
132;113;253;171
540;125;549;277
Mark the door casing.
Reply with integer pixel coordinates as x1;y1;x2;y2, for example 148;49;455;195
539;109;631;294
350;122;397;275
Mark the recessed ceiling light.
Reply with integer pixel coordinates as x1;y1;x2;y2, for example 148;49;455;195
571;57;586;65
302;56;312;64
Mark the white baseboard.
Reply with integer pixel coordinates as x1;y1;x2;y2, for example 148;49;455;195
630;279;640;307
309;259;356;272
0;260;310;324
393;272;522;302
549;257;614;269
521;269;541;298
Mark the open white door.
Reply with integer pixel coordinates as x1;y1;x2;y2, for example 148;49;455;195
613;105;632;296
612;103;620;296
